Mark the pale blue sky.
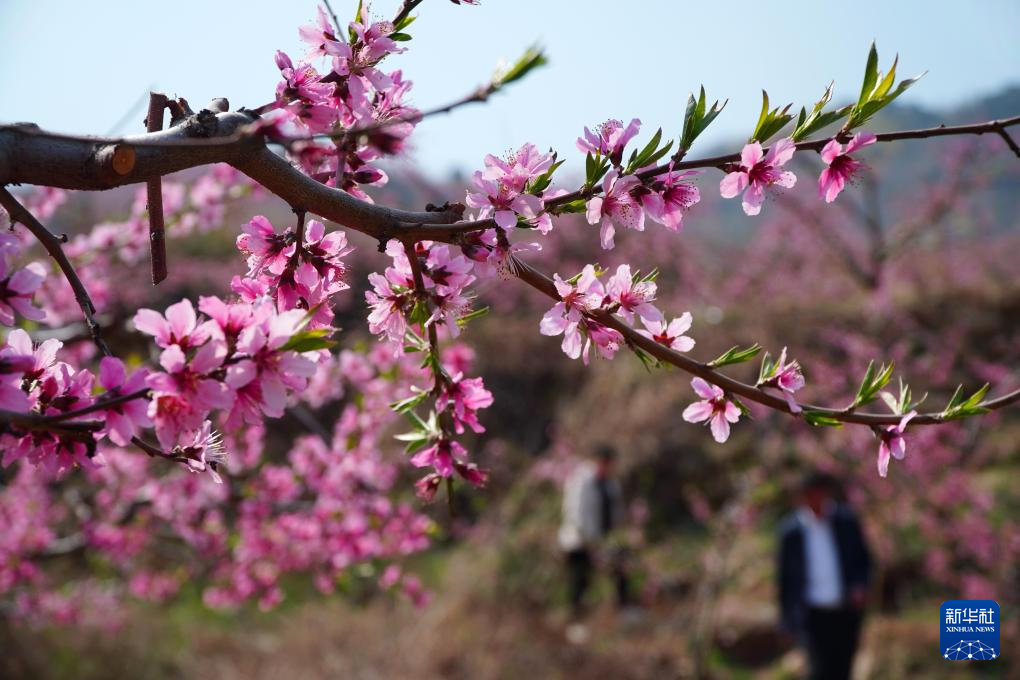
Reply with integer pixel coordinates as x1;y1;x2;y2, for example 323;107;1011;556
1;1;1018;175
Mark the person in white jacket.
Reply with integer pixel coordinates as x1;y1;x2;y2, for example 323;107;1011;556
559;445;628;617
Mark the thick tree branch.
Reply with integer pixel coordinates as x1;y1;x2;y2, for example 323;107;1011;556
0;113;463;236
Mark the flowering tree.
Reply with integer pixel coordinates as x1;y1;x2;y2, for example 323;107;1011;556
1;0;1019;621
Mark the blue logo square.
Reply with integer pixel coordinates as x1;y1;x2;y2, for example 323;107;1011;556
941;600;1000;661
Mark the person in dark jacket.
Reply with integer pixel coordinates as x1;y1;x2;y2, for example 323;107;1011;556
778;472;872;680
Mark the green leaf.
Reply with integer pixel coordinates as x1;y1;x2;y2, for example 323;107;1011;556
791;82;852;141
634;128;662;165
731;395;752;418
403;328;428;352
405;409;431;434
279;328;337;353
847;42;926;130
750;90;794;143
803;411;844;428
941;383;991;420
389;390;429;414
409;299;430;325
680;86;727;151
874;55;899;100
457;306;490;328
392;13;417;32
403;438;429;454
756;351;776;385
858;41;879;108
349;0;364;43
631;346;657;373
552;199;587;215
624;128;674;174
493;44;547;88
709;343;762;368
584;152;610;188
389;32;413;42
852;360;894;408
526;156;564;195
879;391;899;413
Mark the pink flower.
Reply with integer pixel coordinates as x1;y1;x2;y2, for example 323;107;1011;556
0;351;33;412
540;266;603;359
637;314;695;352
274;51;334;103
329;8;403;89
758;347;805;413
133;299;211;351
576;118;641;166
146;343;231;448
173;421;227;484
230;309;317;422
298;6;346;59
299;220;352;295
2;329;60;383
237;215;294;277
96;357;151;447
818;132;877;203
365;270;411;343
586;171;644;249
410;438;466;478
198;296;254;345
605;264;662;324
640;166;700;232
425;245;475;294
877;411;916;478
436;373;493;434
348;10;404;64
411;439;488;490
465;143;552;231
580;319;623;365
720;138;797;216
0;259;46;325
415;473;443;502
682;377;741;443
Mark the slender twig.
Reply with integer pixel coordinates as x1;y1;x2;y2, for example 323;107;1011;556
402;115;1020;238
0;191;173;462
392;0;425;27
0;412;102;435
0;388;149;432
145;93;169;284
405;237;460;510
271;84;497;146
45;388;150;423
106;87;155;136
508;255;1020;427
0;188;111;356
993;122;1020;158
130;435;184;461
321;0;343;33
404;239;444;388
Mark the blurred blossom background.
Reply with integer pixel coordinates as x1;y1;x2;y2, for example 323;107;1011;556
1;1;1019;678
